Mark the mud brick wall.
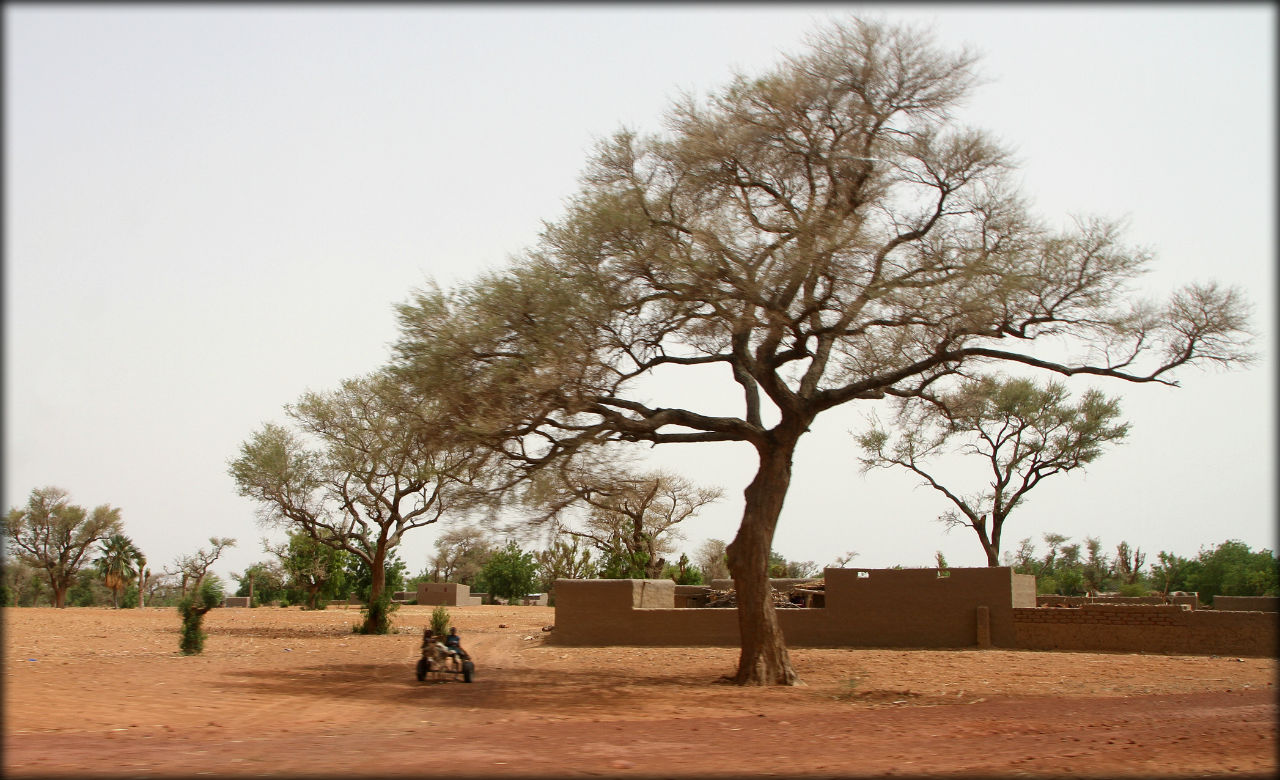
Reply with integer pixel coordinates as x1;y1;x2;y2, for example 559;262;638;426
416;582;483;607
1013;605;1278;656
1213;596;1279;612
817;567;1034;648
222;597;250;608
554;579;740;646
1037;594;1200;610
553;568;1032;648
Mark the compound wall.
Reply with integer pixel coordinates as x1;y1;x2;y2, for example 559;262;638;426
1214;596;1279;612
554;567;1034;648
552;569;1278;656
1013;604;1277;656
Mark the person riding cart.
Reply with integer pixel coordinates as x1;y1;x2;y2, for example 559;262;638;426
443;627;469;664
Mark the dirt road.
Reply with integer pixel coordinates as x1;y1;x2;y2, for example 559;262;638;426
4;605;1275;777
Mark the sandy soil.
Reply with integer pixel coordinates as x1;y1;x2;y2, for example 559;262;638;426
4;605;1276;778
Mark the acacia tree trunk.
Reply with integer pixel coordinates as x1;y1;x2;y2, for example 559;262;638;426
978;525;999;567
725;435;800;686
50;577;69;609
360;545;389;634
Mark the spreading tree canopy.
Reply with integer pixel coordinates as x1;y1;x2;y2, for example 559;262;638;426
390;18;1253;684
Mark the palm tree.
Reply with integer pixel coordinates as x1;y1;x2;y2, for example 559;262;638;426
95;534;141;608
135;550;148;608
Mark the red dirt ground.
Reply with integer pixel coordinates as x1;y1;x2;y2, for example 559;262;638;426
4;605;1276;778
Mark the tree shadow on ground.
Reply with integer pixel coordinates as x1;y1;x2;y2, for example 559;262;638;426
208;626;358;639
222;661;740;714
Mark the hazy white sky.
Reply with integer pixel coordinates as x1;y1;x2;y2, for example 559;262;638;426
5;4;1274;587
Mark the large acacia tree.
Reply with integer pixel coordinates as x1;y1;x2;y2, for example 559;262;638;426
5;487;123;608
856;375;1130;566
229;371;488;633
391;19;1252;684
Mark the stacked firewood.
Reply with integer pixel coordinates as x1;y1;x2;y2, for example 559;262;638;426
705;580;825;609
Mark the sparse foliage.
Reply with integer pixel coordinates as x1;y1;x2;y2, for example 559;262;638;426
174;537;236;597
857;376;1130;566
524;463;722;579
829;551;860;569
1113;541;1146;585
428;525;497;586
535;537;597;593
695;539;731;582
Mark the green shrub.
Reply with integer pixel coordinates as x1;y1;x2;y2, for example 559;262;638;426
1116;582;1150;597
430;606;451;635
353;590;398;634
119;586;139;609
177;579;224;655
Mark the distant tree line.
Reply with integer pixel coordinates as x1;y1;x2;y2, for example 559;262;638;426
1004;533;1278;605
5;487;1274;613
2;486;236;609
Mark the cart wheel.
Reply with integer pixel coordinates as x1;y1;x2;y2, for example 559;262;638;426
415;658;427;682
462;660;474;683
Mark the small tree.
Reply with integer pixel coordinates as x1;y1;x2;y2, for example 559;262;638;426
174;537;236;597
267;531;350;609
661;552;704;585
230;371;489;633
525;464;722;579
857;376;1129;567
829;551;860;569
5;487;123;608
178;576;225;655
535;537;597;595
232;561;287;607
428;525;497;585
478;541;539;603
1081;537;1111;595
767;551;819;579
430;606;451;635
1151;551;1193;598
1113;541;1146;586
694;539;731;583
